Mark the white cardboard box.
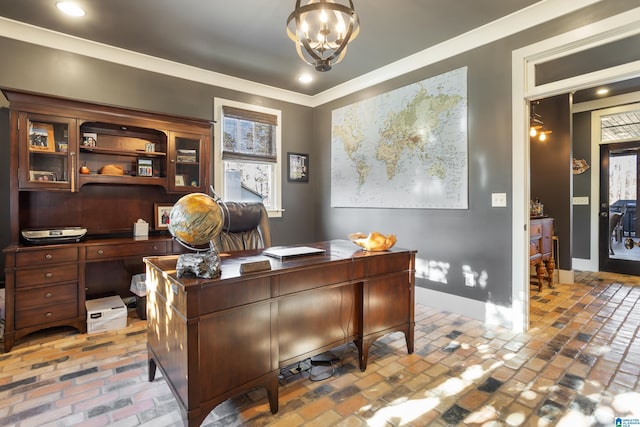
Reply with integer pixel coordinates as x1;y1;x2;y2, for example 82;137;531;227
86;295;127;334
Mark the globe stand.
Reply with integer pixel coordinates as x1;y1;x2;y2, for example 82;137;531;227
175;241;222;279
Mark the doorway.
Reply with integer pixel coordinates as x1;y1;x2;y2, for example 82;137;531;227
599;141;640;274
512;9;640;332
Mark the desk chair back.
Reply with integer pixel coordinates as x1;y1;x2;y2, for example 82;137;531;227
211;202;271;252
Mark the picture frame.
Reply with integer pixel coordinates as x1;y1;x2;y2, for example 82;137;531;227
175;174;187;186
154;203;173;229
82;132;97;147
287;152;309;182
29;170;57;182
137;159;153;177
29;122;56;152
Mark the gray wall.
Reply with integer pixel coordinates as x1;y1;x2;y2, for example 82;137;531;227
572;112;592;259
0;37;316;279
311;0;638;310
314;46;515;306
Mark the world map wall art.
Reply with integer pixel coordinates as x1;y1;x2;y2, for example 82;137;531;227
331;66;468;209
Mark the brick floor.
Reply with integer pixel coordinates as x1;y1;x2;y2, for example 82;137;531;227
1;271;640;426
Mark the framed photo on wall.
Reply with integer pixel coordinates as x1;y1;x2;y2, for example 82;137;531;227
154;203;173;230
287;152;309;182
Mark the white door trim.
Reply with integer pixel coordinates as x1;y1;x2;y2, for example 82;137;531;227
511;7;640;332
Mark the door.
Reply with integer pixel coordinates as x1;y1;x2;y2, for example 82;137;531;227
18;111;77;191
599;141;640;274
168;131;208;193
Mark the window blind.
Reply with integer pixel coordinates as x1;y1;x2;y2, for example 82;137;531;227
222;106;277;163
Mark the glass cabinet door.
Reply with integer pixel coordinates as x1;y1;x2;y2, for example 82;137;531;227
19;112;77;191
169;132;206;193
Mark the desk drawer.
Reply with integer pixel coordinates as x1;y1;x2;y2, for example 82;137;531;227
86;241;168;260
16;246;78;268
278;263;350;295
16;283;78;310
352;252;412;280
15;263;78;287
15;301;78;329
530;222;542;237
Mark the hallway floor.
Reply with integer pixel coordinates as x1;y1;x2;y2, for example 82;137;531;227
1;271;639;426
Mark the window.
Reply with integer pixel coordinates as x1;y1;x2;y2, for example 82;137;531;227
214;98;282;217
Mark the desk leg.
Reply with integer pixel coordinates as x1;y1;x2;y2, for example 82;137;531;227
266;371;279;414
355;338;372;372
405;325;415;354
148;357;157;382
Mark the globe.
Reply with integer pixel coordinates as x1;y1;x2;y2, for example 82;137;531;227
168;193;224;248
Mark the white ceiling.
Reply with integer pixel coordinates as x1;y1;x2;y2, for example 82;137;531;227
0;0;603;104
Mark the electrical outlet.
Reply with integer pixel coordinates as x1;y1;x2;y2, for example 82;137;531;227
491;192;507;207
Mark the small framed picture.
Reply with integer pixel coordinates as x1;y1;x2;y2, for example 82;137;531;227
82;133;97;147
175;174;187;186
145;142;156;152
29;122;55;152
154;203;173;230
138;159;153;177
287;152;309;182
29;170;57;182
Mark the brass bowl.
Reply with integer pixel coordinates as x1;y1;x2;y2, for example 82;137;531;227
348;232;397;251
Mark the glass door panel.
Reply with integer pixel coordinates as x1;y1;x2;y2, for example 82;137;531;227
169;132;205;193
599;142;640;274
20;113;76;190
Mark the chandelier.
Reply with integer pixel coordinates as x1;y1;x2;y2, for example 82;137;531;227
286;0;360;72
530;101;551;142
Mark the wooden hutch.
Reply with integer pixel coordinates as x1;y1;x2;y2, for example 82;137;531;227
2;88;212;351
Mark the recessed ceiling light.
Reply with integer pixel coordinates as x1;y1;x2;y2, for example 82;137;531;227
298;74;313;84
56;2;86;17
596;88;610;96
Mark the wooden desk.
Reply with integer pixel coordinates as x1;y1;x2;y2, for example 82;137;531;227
144;240;416;427
3;235;188;352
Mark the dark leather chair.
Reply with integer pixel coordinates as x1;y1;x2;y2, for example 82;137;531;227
211;201;271;252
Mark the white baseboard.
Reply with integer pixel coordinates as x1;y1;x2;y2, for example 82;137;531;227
415;286;514;330
572;257;597;272
558;269;574;284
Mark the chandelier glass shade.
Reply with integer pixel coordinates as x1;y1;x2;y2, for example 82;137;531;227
286;0;360;72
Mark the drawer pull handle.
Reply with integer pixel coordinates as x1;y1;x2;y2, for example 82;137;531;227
45;312;52;317
97;249;104;255
45;254;53;260
45;272;53;279
44;292;52;298
153;246;158;250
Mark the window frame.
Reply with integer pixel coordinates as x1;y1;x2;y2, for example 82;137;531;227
213;98;282;218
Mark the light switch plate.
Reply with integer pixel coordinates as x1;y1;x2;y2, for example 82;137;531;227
573;196;589;205
492;192;507;207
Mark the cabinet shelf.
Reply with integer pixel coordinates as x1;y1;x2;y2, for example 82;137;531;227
80;146;166;158
78;174;168;188
30;150;69;157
